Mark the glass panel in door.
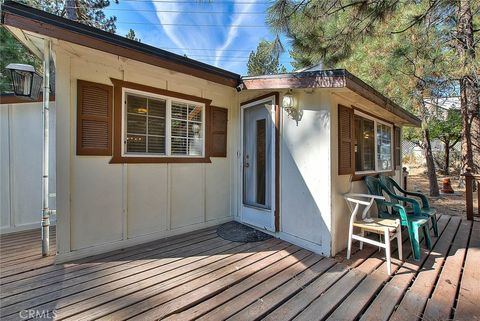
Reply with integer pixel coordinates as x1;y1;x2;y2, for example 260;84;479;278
243;104;272;209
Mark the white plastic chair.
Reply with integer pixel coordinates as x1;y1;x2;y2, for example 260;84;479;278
344;193;402;275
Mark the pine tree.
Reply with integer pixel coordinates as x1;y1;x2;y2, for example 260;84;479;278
126;29;141;42
22;0;119;33
268;0;479;176
247;38;286;76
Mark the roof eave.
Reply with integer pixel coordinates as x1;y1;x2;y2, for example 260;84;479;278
241;70;421;127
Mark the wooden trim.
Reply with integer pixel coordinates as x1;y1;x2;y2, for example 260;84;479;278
349;105;397;177
0;94;55;105
76;80;113;156
352;171;395;181
3;12;239;88
242;75;346;90
110;78;212;164
110;79;212;105
351;105;395;126
240;92;282;106
274;92;280;232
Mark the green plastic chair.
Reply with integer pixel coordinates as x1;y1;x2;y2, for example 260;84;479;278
379;175;438;237
364;176;432;260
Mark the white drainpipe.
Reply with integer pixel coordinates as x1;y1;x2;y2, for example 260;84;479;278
41;39;51;256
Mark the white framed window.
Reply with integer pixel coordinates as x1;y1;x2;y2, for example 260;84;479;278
354;110;393;174
122;88;205;157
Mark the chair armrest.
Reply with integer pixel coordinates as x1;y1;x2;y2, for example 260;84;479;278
383;190;422;214
383;201;409;222
403;191;430;209
344;193;385;200
388;177;430;209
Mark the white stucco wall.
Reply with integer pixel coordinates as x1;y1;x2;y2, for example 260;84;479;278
0;101;56;233
54;42;238;261
280;90;332;255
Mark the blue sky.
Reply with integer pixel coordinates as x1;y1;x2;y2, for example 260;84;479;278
104;0;292;75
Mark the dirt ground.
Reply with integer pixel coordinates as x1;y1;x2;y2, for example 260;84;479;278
407;166;477;218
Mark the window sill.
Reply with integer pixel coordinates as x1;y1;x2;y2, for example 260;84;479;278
110;155;212;164
352;170;395;181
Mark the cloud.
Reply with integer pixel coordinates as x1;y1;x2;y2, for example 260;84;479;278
127;0;272;74
152;1;183;49
214;0;258;66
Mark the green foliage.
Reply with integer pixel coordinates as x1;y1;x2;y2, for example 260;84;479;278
247;39;286;76
267;0;476;114
125;29;141;42
0;28;39;93
19;0;119;33
429;109;462;145
1;0;119;93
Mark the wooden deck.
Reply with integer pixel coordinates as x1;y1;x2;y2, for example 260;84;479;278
0;215;478;321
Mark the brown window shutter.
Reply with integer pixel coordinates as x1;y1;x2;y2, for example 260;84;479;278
394;126;401;169
77;80;113;155
209;106;228;157
338;105;355;175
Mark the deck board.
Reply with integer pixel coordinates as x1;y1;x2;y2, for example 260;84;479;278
358;215;450;321
388;216;461;321
0;216;478;321
454;220;480;321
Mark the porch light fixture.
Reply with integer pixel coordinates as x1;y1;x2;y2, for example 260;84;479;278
282;91;302;125
6;63;43;100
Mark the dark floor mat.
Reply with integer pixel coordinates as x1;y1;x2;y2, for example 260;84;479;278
217;221;273;242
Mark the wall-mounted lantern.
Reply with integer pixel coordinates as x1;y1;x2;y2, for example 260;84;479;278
282;91;302;125
6;63;42;100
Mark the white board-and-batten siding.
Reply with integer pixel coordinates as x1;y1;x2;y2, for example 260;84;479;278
54;42;238;262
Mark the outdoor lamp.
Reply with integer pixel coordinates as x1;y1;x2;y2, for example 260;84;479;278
282;91;302;125
6;63;43;100
282;92;296;109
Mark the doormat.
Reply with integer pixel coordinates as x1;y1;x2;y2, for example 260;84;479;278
217;221;273;242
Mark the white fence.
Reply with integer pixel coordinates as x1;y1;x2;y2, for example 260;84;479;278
0;100;56;233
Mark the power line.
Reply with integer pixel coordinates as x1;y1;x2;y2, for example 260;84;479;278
115;21;267;27
162;47;254;51
115;0;271;4
2;44;257;52
65;7;268;14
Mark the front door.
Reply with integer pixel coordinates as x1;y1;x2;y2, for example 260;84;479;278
241;96;276;231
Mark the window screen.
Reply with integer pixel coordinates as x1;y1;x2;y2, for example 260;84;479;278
354;115;375;172
377;123;392;171
125;94;166;154
124;91;204;157
171;102;203;156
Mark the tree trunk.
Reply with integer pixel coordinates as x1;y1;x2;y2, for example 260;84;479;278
65;0;78;20
423;129;440;196
457;0;480;175
444;141;450;175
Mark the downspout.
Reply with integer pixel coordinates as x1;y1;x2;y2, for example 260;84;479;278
41;39;51;256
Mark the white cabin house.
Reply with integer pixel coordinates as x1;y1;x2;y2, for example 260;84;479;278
1;2;420;262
